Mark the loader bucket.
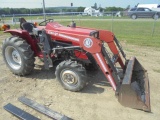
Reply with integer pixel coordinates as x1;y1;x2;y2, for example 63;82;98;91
118;57;151;112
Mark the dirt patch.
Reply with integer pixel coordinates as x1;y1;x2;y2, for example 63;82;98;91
0;35;160;120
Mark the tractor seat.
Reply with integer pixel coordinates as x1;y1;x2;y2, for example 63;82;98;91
21;22;36;33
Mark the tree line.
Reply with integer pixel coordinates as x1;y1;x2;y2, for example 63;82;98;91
0;6;125;15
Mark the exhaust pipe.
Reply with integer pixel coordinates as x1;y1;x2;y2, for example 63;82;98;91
117;57;151;112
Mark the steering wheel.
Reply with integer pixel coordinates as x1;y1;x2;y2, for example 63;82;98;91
39;19;54;26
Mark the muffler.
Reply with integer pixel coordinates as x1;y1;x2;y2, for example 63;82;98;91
117;57;151;112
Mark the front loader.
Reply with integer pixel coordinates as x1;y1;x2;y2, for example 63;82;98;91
1;18;151;112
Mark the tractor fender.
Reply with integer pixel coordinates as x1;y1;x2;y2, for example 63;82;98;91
4;29;27;36
4;29;39;56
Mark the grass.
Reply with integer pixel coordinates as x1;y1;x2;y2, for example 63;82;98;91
1;16;160;47
59;19;160;47
1;15;129;21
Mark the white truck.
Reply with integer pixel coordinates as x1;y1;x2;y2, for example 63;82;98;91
137;4;160;12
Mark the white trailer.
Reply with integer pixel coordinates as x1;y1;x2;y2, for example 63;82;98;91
137;4;160;11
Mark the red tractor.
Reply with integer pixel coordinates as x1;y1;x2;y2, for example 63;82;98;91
2;18;150;112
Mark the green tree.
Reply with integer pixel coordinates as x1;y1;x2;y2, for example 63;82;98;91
99;7;104;12
77;7;85;12
105;7;124;12
94;3;97;9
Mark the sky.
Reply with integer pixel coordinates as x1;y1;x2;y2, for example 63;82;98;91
0;0;160;8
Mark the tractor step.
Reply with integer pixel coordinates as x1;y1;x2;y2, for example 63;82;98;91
4;103;40;120
18;96;72;120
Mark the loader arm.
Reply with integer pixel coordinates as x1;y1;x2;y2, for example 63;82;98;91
99;30;125;68
77;31;121;91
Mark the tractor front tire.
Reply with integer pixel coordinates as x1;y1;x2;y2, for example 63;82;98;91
2;37;35;76
55;60;87;92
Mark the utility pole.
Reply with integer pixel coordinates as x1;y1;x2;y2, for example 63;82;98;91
71;3;73;21
42;0;46;20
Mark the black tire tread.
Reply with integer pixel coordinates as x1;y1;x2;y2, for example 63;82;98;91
2;36;35;76
55;60;86;92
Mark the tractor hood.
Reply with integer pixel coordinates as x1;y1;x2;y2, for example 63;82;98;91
45;22;95;36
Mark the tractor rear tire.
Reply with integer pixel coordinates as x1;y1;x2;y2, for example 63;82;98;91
2;37;35;75
55;60;87;92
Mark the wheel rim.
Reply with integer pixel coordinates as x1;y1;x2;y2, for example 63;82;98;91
132;15;136;19
61;70;78;86
5;46;22;70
